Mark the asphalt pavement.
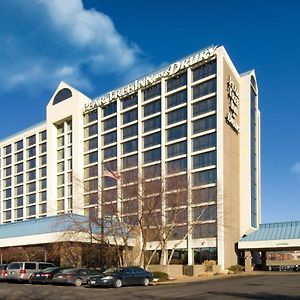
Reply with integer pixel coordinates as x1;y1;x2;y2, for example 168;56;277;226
0;272;299;300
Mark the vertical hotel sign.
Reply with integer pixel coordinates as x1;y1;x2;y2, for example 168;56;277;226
225;76;240;133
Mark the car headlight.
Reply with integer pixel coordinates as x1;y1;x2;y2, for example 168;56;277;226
102;276;113;280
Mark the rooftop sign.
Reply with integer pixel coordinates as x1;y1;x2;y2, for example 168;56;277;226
84;45;218;113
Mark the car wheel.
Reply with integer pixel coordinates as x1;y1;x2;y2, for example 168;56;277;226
114;278;122;288
74;278;82;287
142;277;150;286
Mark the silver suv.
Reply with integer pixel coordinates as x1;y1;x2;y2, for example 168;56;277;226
6;262;56;281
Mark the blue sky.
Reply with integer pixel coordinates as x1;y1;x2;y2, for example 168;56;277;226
0;0;299;223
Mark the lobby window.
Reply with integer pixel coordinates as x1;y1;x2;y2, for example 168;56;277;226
193;169;217;186
143;99;161;117
167;124;187;141
123;139;138;154
122;93;138;110
166;90;187;109
103;101;117;117
193;133;216;152
122;108;138;125
123;124;138;139
103;131;117;146
167;107;187;125
166;72;187;92
144;132;161;149
167;141;187;158
193;97;216;117
103;116;117;131
85;123;98;137
193;151;216;169
192;79;216;99
192;115;216;134
122;154;138;169
143;116;161;133
144;148;161;164
192;60;216;82
27;135;36;147
144;83;161;101
15;140;23;151
103;145;117;160
84;137;98;152
84;110;98;124
167;158;187;174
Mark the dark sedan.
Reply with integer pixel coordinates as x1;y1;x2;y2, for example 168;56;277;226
52;268;100;287
29;267;64;284
88;267;153;288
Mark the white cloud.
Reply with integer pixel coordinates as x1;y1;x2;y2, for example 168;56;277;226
0;0;154;95
291;161;300;180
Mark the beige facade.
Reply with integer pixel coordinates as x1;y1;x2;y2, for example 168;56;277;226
0;45;260;269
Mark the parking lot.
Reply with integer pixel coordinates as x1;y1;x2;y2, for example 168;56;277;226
0;273;300;300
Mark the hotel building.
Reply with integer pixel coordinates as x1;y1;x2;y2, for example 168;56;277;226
0;45;260;269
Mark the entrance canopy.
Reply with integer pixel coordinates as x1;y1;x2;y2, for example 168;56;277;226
238;221;300;251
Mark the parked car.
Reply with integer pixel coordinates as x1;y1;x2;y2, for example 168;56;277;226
6;262;56;282
87;266;153;288
29;267;64;284
0;264;8;280
52;268;100;287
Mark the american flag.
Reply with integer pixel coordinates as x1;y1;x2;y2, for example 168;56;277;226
103;168;121;180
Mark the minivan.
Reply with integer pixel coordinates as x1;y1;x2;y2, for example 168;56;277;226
6;262;56;281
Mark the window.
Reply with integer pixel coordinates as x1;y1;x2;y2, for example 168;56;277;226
15;140;23;150
39;130;47;141
193;169;217;186
27;135;36;146
166;90;187;108
57;124;64;135
193;151;216;169
27;206;36;216
15;174;23;185
57;162;64;173
193;205;217;222
27;158;36;170
84;165;98;178
39;155;47;166
27;182;36;193
85;124;98;137
167;124;187;141
15;208;23;219
167;158;187;174
4;167;12;177
84;151;98;165
193;223;217;238
84;137;98;151
53;88;72;105
40;167;47;178
4;145;11;155
14;151;23;162
40;179;47;190
122;94;138;109
192;79;216;99
192;60;216;82
144;148;161;163
4;156;11;166
15;163;23;174
84;110;98;124
103;146;117;159
193;97;216;117
57;149;64;160
144;132;161;148
123;139;138;154
122;108;138;124
143;116;161;133
143;99;161;117
143;164;161;179
57;187;64;198
39;191;47;202
4;178;11;188
193;115;216;134
193;133;216;152
166;72;187;91
167;107;187;125
144;83;161;101
39;143;47;153
4;188;12;198
123;154;138;168
103;101;117;117
167;141;187;158
103;117;117;131
27;146;36;158
103;160;117;171
27;170;36;181
15;196;24;207
123;124;138;139
103;131;117;145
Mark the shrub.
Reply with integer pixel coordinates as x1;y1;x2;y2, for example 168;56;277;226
152;271;169;281
228;264;245;273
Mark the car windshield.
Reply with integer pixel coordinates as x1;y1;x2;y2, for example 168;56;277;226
42;267;58;273
103;267;121;275
62;268;78;274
